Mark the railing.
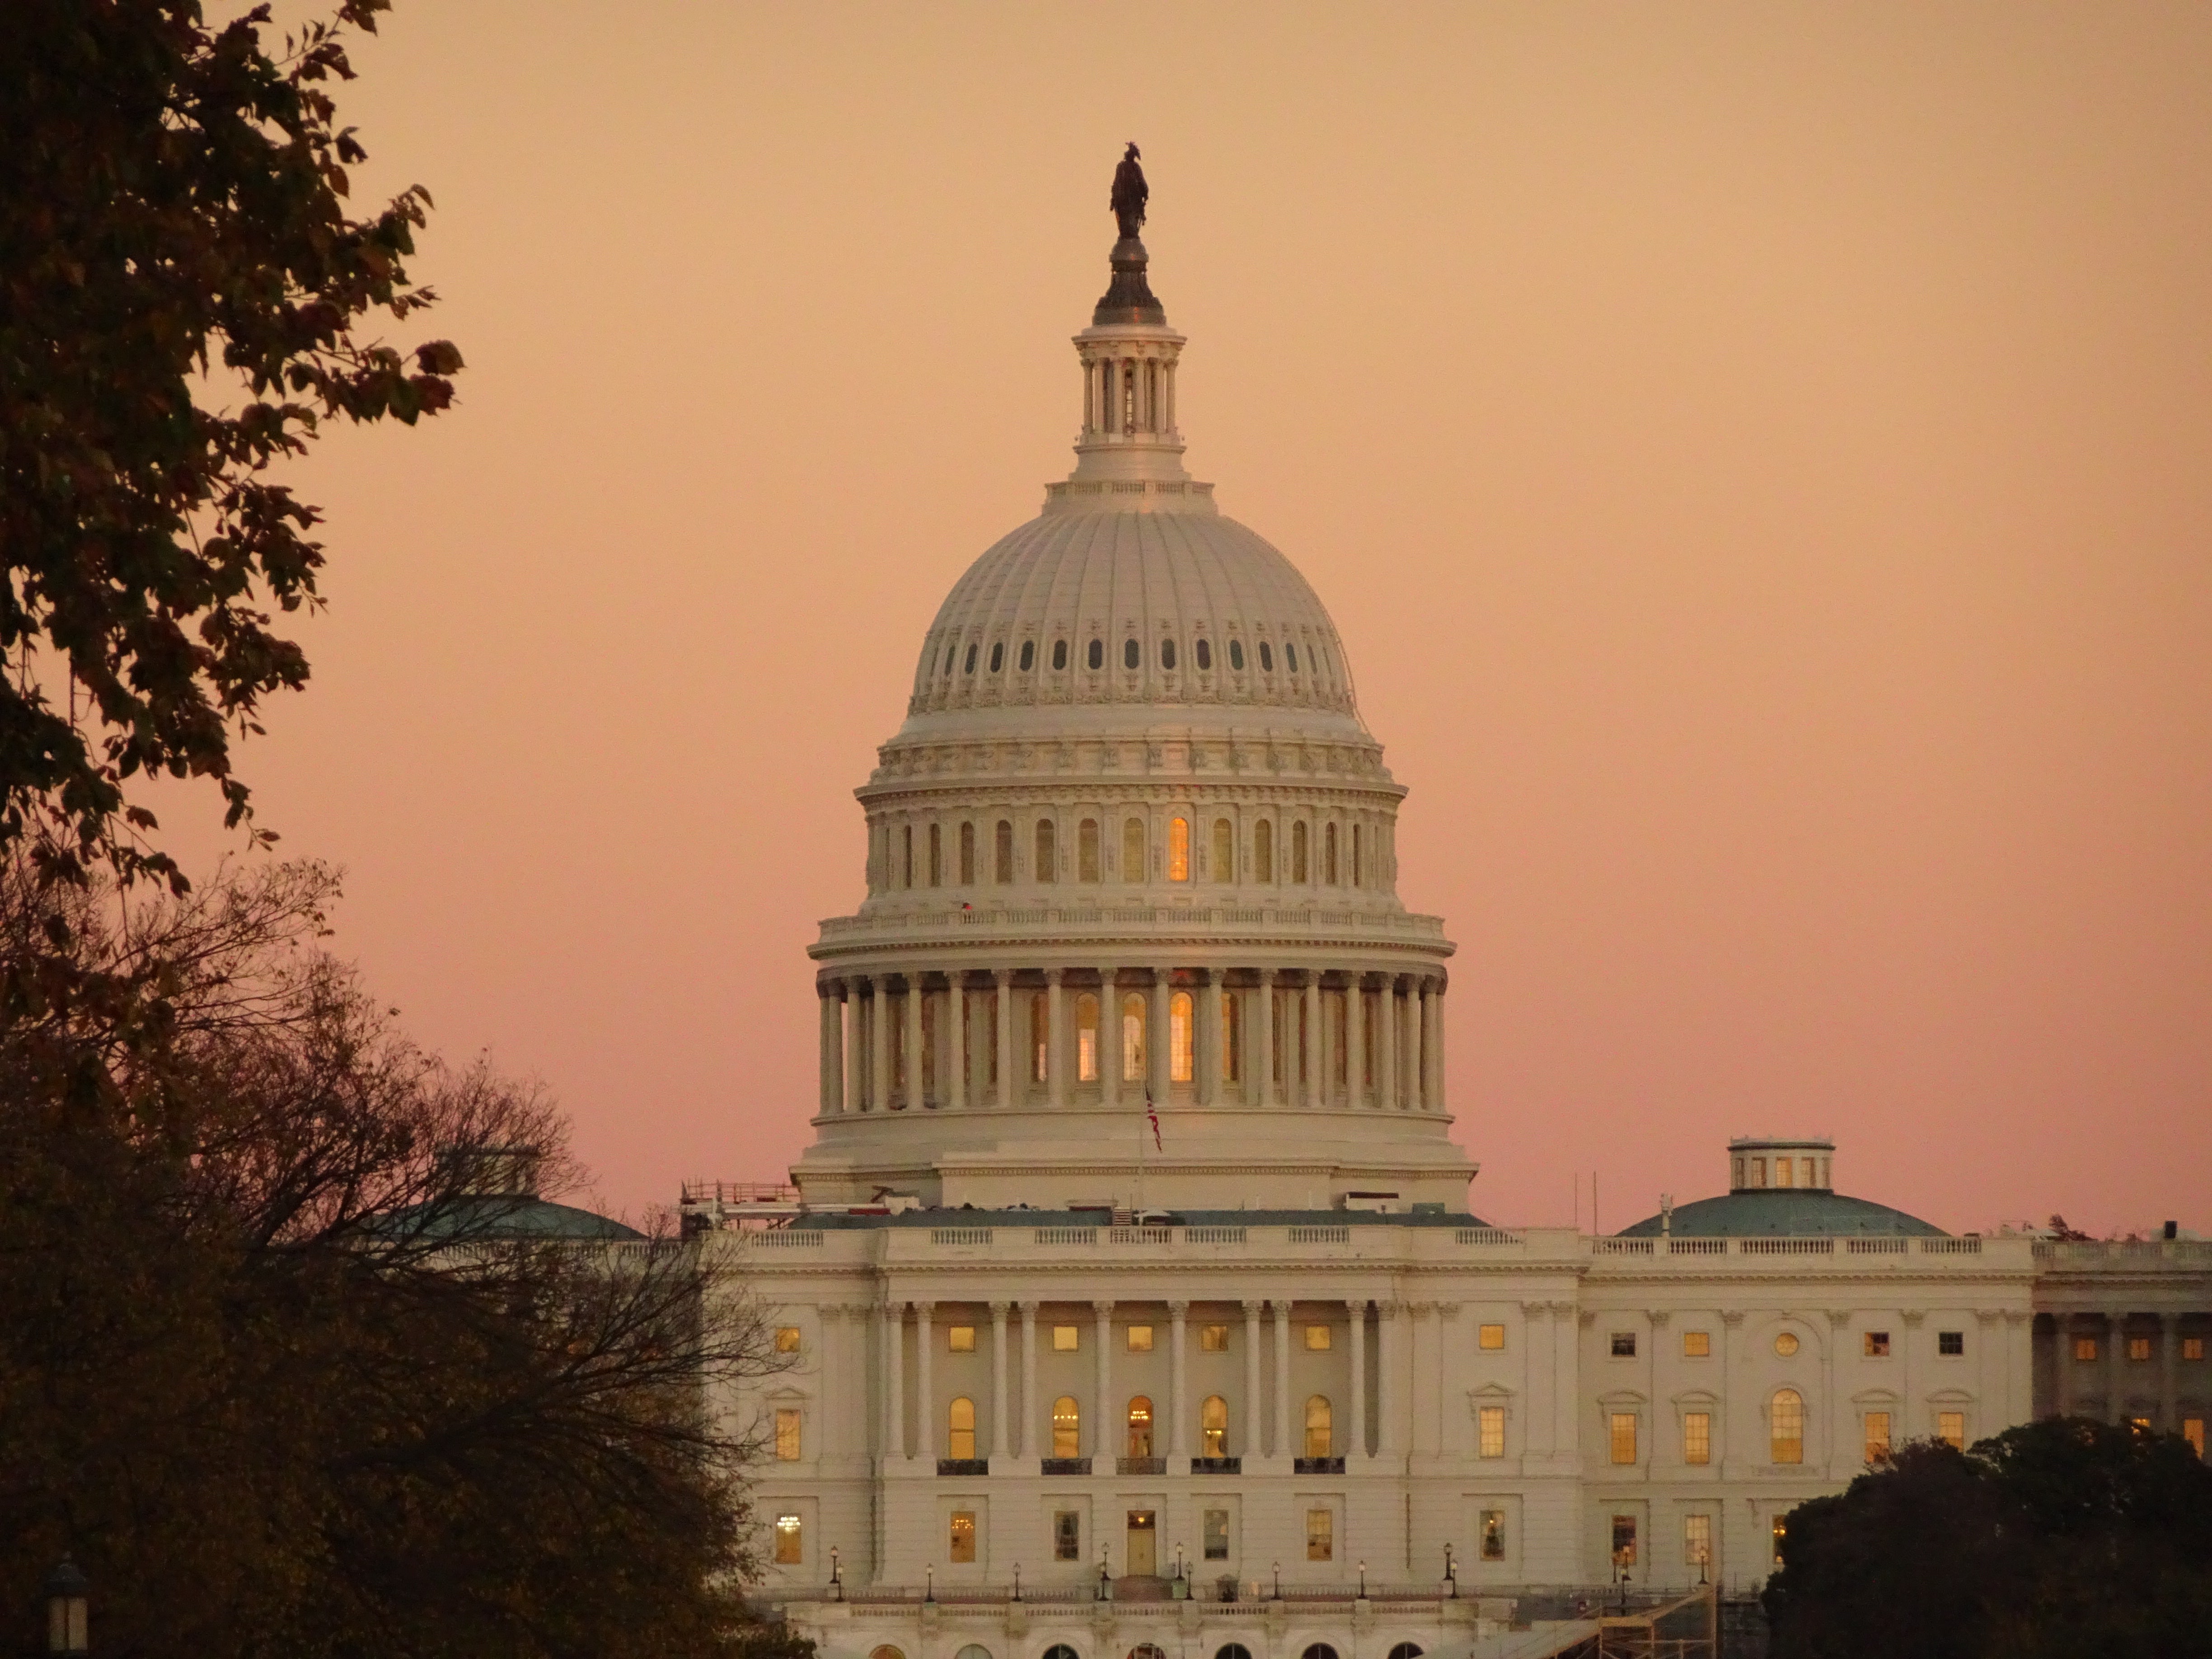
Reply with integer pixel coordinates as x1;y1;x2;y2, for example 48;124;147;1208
1110;1226;1173;1245
1189;1456;1241;1474
1040;1457;1091;1476
1184;1226;1247;1244
744;1229;823;1248
683;1181;799;1204
1846;1237;1909;1255
1293;1456;1346;1474
1034;1227;1098;1246
816;905;1450;941
1595;1237;1654;1256
1668;1238;1727;1255
1920;1237;1981;1254
1738;1237;1834;1255
1457;1227;1523;1246
936;1458;989;1476
1117;1457;1166;1475
1288;1226;1351;1245
931;1228;993;1246
2034;1238;2212;1262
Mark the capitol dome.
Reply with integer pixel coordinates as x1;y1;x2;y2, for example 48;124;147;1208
794;182;1467;1215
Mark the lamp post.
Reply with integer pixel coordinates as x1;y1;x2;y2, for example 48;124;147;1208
1357;1561;1367;1599
1012;1562;1022;1603
1443;1542;1457;1599
925;1565;935;1604
829;1546;842;1603
1272;1560;1281;1601
44;1560;88;1657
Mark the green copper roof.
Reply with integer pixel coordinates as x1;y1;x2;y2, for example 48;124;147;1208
1618;1189;1945;1238
385;1195;646;1242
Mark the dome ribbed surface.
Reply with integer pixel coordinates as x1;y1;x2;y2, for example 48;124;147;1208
1617;1190;1947;1238
905;507;1359;723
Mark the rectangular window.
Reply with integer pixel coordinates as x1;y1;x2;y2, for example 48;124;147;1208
2185;1337;2205;1362
1940;1331;1964;1357
1479;1406;1505;1457
774;1513;803;1565
948;1325;976;1353
774;1408;802;1462
1203;1509;1230;1560
1304;1324;1333;1351
1682;1331;1711;1358
2128;1335;2151;1362
1200;1324;1230;1352
1126;1325;1154;1353
1053;1324;1080;1352
774;1326;802;1354
1771;1517;1787;1566
2184;1418;2204;1456
1610;1412;1638;1465
1938;1411;1965;1449
1610;1331;1637;1358
1683;1514;1711;1567
1865;1411;1892;1462
1054;1511;1081;1561
1479;1322;1506;1351
1683;1411;1711;1465
949;1510;976;1563
1306;1507;1334;1561
2075;1336;2099;1362
1864;1331;1890;1358
1776;1157;1794;1189
1752;1157;1767;1187
1610;1514;1638;1567
1480;1509;1506;1561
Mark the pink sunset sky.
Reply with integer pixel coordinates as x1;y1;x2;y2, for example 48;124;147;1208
166;2;2212;1235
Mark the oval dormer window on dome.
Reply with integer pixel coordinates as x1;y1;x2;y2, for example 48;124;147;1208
1088;638;1103;670
1018;640;1035;672
1052;639;1068;671
1228;639;1244;670
1286;642;1299;672
1161;638;1176;670
1195;638;1212;670
964;644;978;674
989;642;1004;673
1259;642;1274;672
1124;638;1140;670
943;644;955;677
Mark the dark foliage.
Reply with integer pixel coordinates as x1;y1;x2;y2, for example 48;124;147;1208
0;0;459;888
1766;1419;2212;1659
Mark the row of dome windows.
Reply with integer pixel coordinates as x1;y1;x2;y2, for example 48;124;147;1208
873;814;1392;891
931;634;1326;680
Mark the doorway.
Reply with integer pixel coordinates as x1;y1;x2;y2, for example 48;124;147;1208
1125;1509;1157;1577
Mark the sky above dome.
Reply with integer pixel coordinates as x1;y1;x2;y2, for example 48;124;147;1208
160;1;2212;1237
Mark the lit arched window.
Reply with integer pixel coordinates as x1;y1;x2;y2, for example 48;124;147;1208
1052;1395;1081;1458
928;823;942;887
994;820;1013;883
1127;1396;1154;1457
1018;640;1034;672
1323;822;1339;884
1259;642;1274;672
1229;639;1245;671
1035;818;1056;883
1053;639;1069;671
901;825;914;889
1031;992;1049;1083
1771;1389;1805;1465
1078;818;1100;882
1305;1394;1333;1458
947;1396;976;1460
965;644;978;674
1121;992;1146;1082
1076;993;1100;1082
1088;637;1104;670
1195;637;1212;670
1124;638;1140;670
872;1646;908;1659
1201;1394;1228;1456
989;642;1004;673
1291;820;1309;883
1162;638;1177;670
1124;817;1147;882
1254;819;1273;882
1167;817;1190;881
1221;991;1240;1083
1212;818;1235;883
959;821;976;885
1170;991;1194;1082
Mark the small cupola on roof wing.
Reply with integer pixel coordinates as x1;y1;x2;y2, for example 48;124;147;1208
1729;1136;1836;1193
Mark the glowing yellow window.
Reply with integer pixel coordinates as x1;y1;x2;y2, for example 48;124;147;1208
2185;1337;2205;1361
1683;1411;1710;1465
1170;991;1194;1082
1770;1390;1804;1464
1304;1324;1333;1351
949;1510;976;1563
1051;1396;1081;1457
1682;1331;1711;1358
1479;1509;1506;1560
1127;1396;1155;1457
775;1408;801;1461
1306;1507;1334;1561
1478;1405;1504;1457
2184;1418;2204;1456
942;1396;974;1460
1126;1324;1154;1352
1304;1395;1333;1458
1052;1325;1079;1352
1938;1411;1965;1449
1200;1324;1230;1352
1076;993;1099;1081
774;1513;803;1565
1201;1395;1228;1456
1774;1331;1800;1357
774;1326;802;1354
2129;1336;2152;1361
1610;1514;1637;1567
1168;816;1190;881
1865;1411;1891;1462
1684;1514;1710;1568
947;1325;976;1353
1478;1323;1506;1351
2075;1336;2099;1361
1609;1413;1638;1465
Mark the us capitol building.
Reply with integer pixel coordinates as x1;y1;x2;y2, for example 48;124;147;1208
697;155;2211;1655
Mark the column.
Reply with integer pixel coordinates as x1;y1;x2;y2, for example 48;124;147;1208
1094;1299;1115;1465
1378;1300;1403;1457
1303;970;1323;1109
2055;1316;2075;1417
1170;1300;1190;1461
1555;1305;1584;1459
1376;979;1397;1113
1243;1300;1264;1460
904;975;926;1111
1273;1298;1293;1461
1019;1300;1039;1459
2161;1313;2182;1431
1429;981;1446;1111
994;969;1015;1108
1406;980;1427;1111
883;1301;905;1460
1903;1310;1924;1438
1521;1303;1554;1455
871;978;892;1115
818;984;843;1114
1165;360;1176;433
2107;1310;2128;1423
1097;967;1120;1111
945;974;966;1111
1344;972;1364;1107
1824;1311;1850;1475
990;1301;1011;1461
1409;1303;1435;1455
1149;968;1172;1103
1253;967;1276;1106
915;1300;936;1460
1199;968;1223;1106
2007;1310;2033;1425
846;978;868;1111
1045;969;1068;1109
1347;1299;1368;1461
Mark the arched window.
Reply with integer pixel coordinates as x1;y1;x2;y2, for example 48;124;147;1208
1212;818;1234;883
944;644;956;678
1162;638;1177;670
1053;639;1069;671
901;825;914;889
1035;818;1056;883
1351;823;1362;888
965;644;978;674
1771;1389;1804;1465
1170;991;1194;1083
1168;817;1190;881
1302;1645;1339;1659
1254;819;1273;882
1127;1396;1154;1457
1388;1645;1425;1659
994;820;1014;883
1228;639;1245;671
1076;993;1100;1082
928;823;942;886
956;1647;993;1659
1286;643;1299;672
1124;638;1140;670
1259;641;1274;672
1195;637;1212;670
1323;822;1339;884
1305;1395;1333;1458
1124;817;1147;882
1052;1395;1081;1458
1121;992;1146;1082
1291;820;1309;883
947;1396;977;1460
1031;992;1049;1083
1018;640;1035;672
1088;637;1104;670
1078;818;1100;882
1221;991;1240;1084
989;641;1005;673
1131;1647;1170;1659
1045;1648;1082;1659
1201;1394;1228;1456
1215;1646;1252;1659
959;822;976;885
871;1647;908;1659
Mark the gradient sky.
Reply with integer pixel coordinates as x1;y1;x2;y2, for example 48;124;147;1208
170;2;2212;1234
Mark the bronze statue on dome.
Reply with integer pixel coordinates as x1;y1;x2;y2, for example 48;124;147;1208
1111;142;1148;239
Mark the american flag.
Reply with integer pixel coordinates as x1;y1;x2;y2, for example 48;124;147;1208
1145;1097;1163;1152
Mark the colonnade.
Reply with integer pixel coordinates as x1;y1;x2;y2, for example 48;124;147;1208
1083;350;1176;438
2050;1311;2203;1432
876;1296;1410;1467
816;966;1447;1116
